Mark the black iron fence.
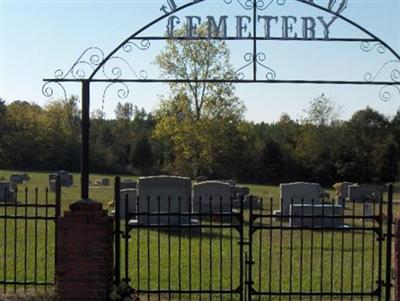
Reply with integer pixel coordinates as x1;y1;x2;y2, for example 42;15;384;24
248;191;393;301
114;178;395;301
0;180;61;293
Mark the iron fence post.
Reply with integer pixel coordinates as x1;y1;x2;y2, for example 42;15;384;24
81;80;90;200
385;184;393;301
114;176;121;286
239;195;244;301
55;176;61;271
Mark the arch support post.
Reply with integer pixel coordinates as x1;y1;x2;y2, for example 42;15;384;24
81;80;90;200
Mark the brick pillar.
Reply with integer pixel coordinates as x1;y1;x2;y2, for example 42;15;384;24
56;200;114;301
396;219;400;301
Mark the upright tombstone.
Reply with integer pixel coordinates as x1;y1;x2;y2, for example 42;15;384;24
10;174;29;184
0;181;15;203
101;178;110;186
50;171;73;187
193;181;233;215
119;189;137;219
0;181;9;202
235;186;250;200
290;204;344;228
137;176;192;225
49;180;57;193
363;202;374;218
279;182;323;216
348;184;385;202
244;194;261;209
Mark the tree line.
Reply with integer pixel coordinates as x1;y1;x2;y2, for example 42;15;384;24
0;95;398;186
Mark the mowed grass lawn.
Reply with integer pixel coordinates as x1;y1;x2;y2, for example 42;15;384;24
0;170;399;300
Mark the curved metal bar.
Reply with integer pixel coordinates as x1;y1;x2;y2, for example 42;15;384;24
255;53;276;80
87;0;400;82
360;41;386;55
88;0;207;80
364;60;400;83
379;84;400;102
102;82;130;103
41;81;67;101
235;52;254;80
295;0;400;61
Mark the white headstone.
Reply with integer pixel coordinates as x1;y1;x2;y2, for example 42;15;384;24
193;181;233;214
137;176;192;225
280;182;322;216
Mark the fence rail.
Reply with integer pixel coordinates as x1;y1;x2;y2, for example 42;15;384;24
0;179;61;293
114;177;395;301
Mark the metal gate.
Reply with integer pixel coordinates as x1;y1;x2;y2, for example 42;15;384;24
247;186;394;301
114;177;245;301
114;178;394;301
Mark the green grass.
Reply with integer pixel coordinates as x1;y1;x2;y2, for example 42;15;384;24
0;170;399;300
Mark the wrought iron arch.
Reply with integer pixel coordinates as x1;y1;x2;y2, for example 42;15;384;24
42;0;400;200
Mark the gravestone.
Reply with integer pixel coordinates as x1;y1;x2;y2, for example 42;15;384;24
235;186;250;200
101;178;110;186
118;189;137;219
49;180;57;193
0;181;15;203
279;182;323;216
10;173;29;184
348;184;385;202
363;203;374;218
193;181;233;214
94;178;111;186
49;171;73;187
290;204;344;228
244;194;261;209
137;176;192;225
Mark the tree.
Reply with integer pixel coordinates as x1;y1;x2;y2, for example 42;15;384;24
131;135;154;175
154;24;245;177
302;94;341;126
346;107;391;182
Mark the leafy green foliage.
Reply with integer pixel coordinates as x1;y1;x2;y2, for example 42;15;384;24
0;96;398;185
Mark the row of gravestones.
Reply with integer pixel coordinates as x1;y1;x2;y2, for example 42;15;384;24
0;174;30;203
115;175;259;225
275;182;387;228
333;182;386;206
49;171;74;192
272;182;342;228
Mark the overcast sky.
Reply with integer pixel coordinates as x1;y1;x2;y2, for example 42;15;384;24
1;0;399;122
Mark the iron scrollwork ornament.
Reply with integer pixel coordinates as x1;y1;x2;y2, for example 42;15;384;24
360;41;386;55
41;81;68;102
223;0;285;10
235;52;276;80
364;60;400;102
42;41;150;101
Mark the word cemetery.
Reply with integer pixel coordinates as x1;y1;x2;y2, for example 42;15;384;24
167;15;335;39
